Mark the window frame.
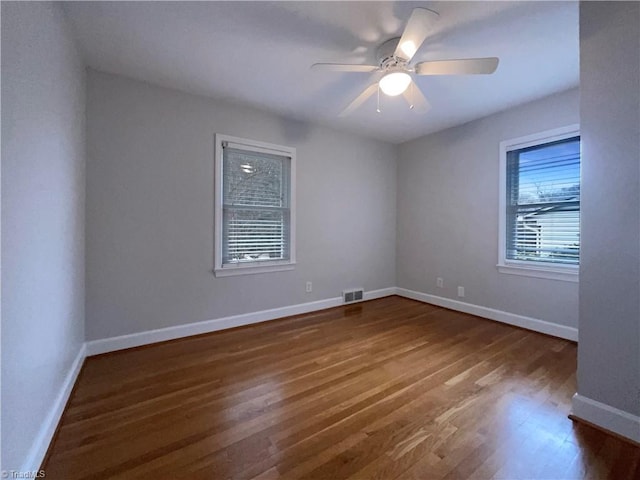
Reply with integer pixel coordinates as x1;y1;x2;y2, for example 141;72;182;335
498;124;580;282
214;134;296;277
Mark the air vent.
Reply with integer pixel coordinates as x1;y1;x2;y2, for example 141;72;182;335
343;288;364;304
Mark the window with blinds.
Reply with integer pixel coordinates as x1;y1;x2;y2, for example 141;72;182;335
214;135;296;276
505;135;580;266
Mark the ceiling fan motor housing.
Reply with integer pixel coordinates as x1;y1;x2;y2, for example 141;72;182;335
377;37;407;71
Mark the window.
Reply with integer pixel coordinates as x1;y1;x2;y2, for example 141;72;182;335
214;134;296;277
498;125;580;282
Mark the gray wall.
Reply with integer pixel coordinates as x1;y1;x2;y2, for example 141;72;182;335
397;88;580;328
86;71;397;341
1;2;86;471
577;1;640;416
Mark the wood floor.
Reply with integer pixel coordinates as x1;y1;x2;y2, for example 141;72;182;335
44;296;640;479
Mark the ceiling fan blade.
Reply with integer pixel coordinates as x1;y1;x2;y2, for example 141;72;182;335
311;63;378;73
339;83;379;117
402;81;431;113
415;57;499;76
394;8;440;62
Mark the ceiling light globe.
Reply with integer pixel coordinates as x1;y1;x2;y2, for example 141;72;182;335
379;72;411;96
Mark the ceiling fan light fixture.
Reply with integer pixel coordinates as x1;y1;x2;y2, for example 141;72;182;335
379;71;411;96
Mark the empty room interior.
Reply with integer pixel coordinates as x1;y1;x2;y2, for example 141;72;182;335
2;1;640;479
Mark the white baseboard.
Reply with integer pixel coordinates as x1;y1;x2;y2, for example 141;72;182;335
364;287;397;301
395;288;578;341
85;286;577;356
21;343;86;473
23;286;584;472
15;287;596;475
572;393;640;443
85;287;396;356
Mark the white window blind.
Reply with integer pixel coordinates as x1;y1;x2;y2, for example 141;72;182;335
506;136;580;266
222;144;291;266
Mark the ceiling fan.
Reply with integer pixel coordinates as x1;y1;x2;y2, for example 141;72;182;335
311;8;499;116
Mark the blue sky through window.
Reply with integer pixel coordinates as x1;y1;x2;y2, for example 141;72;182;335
517;137;580;204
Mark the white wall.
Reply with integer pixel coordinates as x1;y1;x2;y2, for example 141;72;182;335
1;2;86;472
574;1;640;437
397;88;580;330
85;70;397;341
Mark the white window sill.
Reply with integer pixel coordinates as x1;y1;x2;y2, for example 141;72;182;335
497;262;578;282
214;262;296;277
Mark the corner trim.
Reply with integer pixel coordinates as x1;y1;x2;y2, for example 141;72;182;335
572;393;640;443
395;287;578;341
22;343;86;473
85;287;396;356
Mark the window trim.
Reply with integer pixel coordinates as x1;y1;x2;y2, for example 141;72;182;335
498;124;580;282
213;134;296;277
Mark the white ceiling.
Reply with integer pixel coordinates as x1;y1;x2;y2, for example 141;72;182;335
63;1;579;144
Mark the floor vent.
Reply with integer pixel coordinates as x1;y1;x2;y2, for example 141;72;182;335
343;288;364;304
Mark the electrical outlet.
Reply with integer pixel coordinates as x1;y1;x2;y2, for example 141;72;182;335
457;286;465;298
437;277;444;288
305;281;312;293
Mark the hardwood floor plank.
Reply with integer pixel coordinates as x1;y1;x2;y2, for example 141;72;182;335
43;297;640;479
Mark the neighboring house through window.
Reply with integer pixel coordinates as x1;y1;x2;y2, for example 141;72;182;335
214;134;296;277
498;125;580;282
